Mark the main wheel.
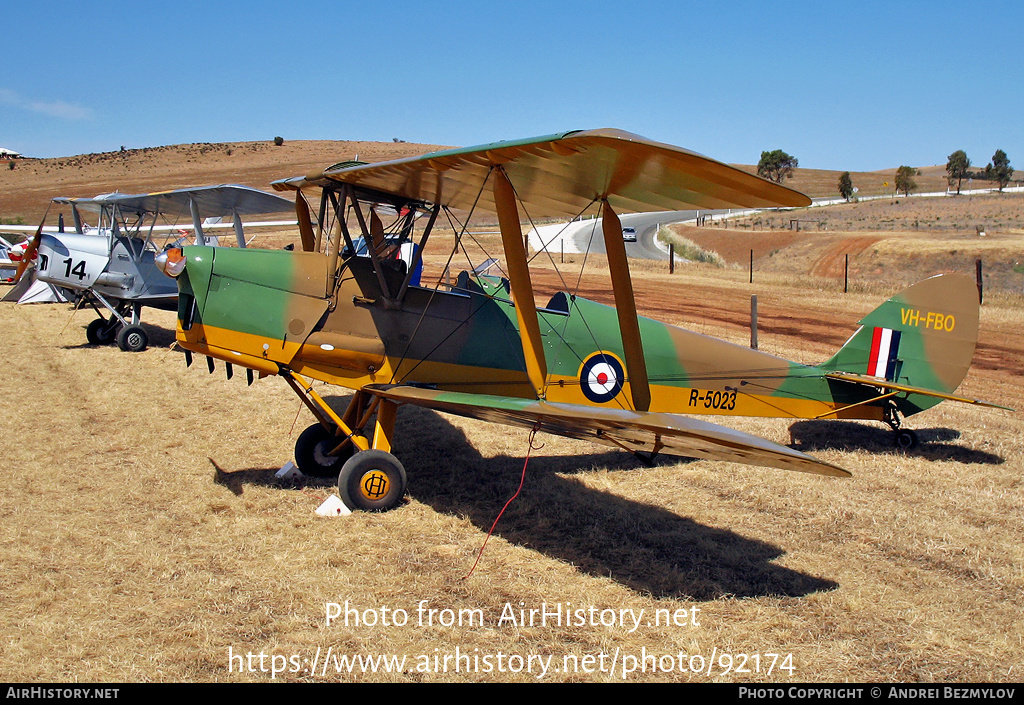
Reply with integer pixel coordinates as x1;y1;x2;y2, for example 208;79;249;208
294;423;353;477
116;325;148;352
86;318;118;345
893;428;919;451
338;450;407;512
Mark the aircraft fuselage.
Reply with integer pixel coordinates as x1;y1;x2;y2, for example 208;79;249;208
175;246;883;421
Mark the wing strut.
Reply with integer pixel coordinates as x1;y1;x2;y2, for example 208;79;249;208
396;203;439;301
327;188;348;288
231;211;246;248
493;167;547;399
348;192;395;303
600;201;651;411
295;191;317;252
189;198;206;246
71;204;84;234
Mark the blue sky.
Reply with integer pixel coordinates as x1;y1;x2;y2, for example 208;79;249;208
2;1;1021;171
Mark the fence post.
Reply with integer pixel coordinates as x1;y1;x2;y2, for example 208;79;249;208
669;244;674;274
976;259;983;304
750;295;759;350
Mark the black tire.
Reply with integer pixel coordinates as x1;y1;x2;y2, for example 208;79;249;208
116;325;148;352
338;450;407;512
894;429;919;451
86;318;117;345
294;423;353;477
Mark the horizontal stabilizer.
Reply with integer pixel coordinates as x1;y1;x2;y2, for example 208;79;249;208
366;384;849;478
824;372;1012;411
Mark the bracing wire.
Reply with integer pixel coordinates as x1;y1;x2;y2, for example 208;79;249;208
388;168;494;385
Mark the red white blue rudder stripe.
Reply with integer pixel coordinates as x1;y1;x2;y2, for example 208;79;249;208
867;327;901;381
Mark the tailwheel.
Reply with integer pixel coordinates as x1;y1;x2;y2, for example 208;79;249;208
885;400;918;451
86;318;119;345
338;450;407;512
116;325;148;352
294;423;355;477
893;429;919;451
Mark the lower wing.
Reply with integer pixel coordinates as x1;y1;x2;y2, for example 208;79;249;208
366;384;850;478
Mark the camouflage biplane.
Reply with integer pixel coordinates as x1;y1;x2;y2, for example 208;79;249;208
155;130;1001;512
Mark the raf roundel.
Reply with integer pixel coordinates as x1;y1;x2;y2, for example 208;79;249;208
579;353;625;404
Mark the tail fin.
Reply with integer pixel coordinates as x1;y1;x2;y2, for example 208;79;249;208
820;274;979;413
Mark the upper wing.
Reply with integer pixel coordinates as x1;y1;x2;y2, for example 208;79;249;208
53;185;293;218
272;128;811;217
367;384;849;478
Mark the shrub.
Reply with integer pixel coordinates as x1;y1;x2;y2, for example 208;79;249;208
657;226;727;267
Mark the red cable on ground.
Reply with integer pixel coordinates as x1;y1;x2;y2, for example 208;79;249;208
465;424;542;579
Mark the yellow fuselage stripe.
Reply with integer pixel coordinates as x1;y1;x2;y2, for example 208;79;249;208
180;321;881;421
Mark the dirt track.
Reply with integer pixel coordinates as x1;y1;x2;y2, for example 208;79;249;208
809;236;883;278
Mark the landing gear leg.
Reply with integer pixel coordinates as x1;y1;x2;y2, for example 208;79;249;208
282;372;408;510
86;296;146;350
283;374;373;473
884;402;918;451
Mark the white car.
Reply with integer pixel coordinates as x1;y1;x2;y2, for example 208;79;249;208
622;227;637;242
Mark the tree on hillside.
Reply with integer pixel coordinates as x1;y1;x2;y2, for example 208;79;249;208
837;171;854;201
988;149;1013;191
945;150;971;194
894;165;918;197
757;149;798;183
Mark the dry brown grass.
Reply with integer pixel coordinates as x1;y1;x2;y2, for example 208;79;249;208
731;163;958;200
1;261;1020;682
731;193;1024;235
0;139;448;225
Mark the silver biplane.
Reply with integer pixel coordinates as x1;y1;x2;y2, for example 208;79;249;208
18;185;293;351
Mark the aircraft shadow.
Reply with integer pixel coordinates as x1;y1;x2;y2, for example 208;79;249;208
390;403;837;600
788;420;1004;465
210;396;839;600
140;324;178;349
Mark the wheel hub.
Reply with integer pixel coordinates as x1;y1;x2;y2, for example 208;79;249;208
359;470;390;501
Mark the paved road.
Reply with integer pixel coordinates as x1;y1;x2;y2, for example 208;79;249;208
530;210;701;260
530;208;760;261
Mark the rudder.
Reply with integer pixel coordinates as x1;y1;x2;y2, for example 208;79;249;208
820;274;979;413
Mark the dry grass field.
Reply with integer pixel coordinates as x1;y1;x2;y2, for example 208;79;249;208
0;142;1021;683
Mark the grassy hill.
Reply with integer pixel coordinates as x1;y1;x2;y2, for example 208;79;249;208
2;137;1009;223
